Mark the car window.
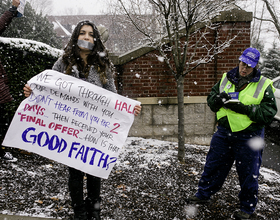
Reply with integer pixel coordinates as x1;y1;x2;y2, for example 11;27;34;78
273;80;280;89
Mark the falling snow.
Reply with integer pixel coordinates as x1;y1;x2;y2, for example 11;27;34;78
0;137;279;219
248;136;265;151
157;56;165;62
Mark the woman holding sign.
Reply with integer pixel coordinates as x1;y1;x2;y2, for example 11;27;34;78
24;20;141;220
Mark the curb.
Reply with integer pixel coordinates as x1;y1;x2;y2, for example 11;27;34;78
0;214;55;220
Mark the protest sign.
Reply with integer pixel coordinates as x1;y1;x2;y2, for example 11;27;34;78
17;0;26;17
3;70;141;179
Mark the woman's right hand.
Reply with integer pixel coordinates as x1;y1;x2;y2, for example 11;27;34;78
23;84;32;97
12;0;20;7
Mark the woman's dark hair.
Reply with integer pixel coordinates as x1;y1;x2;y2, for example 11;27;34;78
62;20;110;83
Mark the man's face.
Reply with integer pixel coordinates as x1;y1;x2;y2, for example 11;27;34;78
239;61;253;77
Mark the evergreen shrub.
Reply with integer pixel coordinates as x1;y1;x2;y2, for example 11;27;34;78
0;38;62;141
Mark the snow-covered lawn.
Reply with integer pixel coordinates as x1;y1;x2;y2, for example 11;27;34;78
0;137;279;219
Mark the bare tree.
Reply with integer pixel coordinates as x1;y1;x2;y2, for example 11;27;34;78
249;0;265;45
29;0;53;15
62;7;87;15
235;0;280;49
261;0;280;38
113;0;239;162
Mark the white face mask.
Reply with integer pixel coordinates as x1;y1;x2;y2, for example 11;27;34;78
77;39;94;50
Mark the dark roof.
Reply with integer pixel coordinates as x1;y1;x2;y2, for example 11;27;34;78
47;15;146;54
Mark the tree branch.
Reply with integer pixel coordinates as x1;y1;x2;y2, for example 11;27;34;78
262;0;280;36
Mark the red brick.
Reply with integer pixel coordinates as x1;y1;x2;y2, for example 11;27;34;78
116;21;250;98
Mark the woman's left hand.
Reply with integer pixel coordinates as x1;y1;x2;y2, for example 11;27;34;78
134;105;142;116
12;0;20;7
23;84;32;97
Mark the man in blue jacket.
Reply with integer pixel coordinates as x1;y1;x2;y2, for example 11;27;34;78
186;48;277;220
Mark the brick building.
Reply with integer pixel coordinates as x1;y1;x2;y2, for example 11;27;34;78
47;15;146;54
112;9;251;99
48;9;252;145
108;9;252;144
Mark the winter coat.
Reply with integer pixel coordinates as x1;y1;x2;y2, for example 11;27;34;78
52;57;117;93
0;10;15;104
207;66;277;132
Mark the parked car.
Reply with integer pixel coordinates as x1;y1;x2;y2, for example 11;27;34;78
272;76;280;120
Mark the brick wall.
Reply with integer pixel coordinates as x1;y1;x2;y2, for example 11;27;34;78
109;9;252;144
115;20;251;99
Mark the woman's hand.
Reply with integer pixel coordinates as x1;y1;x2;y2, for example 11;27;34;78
134;105;142;116
12;0;20;7
23;84;32;97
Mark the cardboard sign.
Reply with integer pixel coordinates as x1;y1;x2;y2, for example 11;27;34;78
3;70;140;179
17;0;26;17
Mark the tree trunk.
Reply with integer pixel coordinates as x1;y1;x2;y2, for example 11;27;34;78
177;75;185;163
263;0;280;37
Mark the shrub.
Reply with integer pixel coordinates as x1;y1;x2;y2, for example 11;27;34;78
0;37;62;141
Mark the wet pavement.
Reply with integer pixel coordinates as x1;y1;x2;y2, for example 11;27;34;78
263;140;280;171
0;214;53;219
263;120;280;172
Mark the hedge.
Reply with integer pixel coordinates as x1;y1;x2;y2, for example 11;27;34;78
0;37;62;142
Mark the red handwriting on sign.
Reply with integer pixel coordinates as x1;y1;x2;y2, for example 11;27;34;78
114;100;135;114
18;113;46;127
48;122;80;138
23;103;45;115
110;123;120;134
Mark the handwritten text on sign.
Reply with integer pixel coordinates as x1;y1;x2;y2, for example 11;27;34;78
3;70;140;179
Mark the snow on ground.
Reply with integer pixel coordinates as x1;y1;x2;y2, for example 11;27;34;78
0;137;280;219
0;37;63;58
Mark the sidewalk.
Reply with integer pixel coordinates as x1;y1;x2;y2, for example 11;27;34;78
0;214;55;220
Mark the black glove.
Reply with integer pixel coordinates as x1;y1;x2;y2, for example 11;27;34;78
214;92;232;109
9;5;18;17
224;102;249;115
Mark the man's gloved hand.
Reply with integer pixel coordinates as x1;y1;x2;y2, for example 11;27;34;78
214;92;232;109
224;102;249;115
